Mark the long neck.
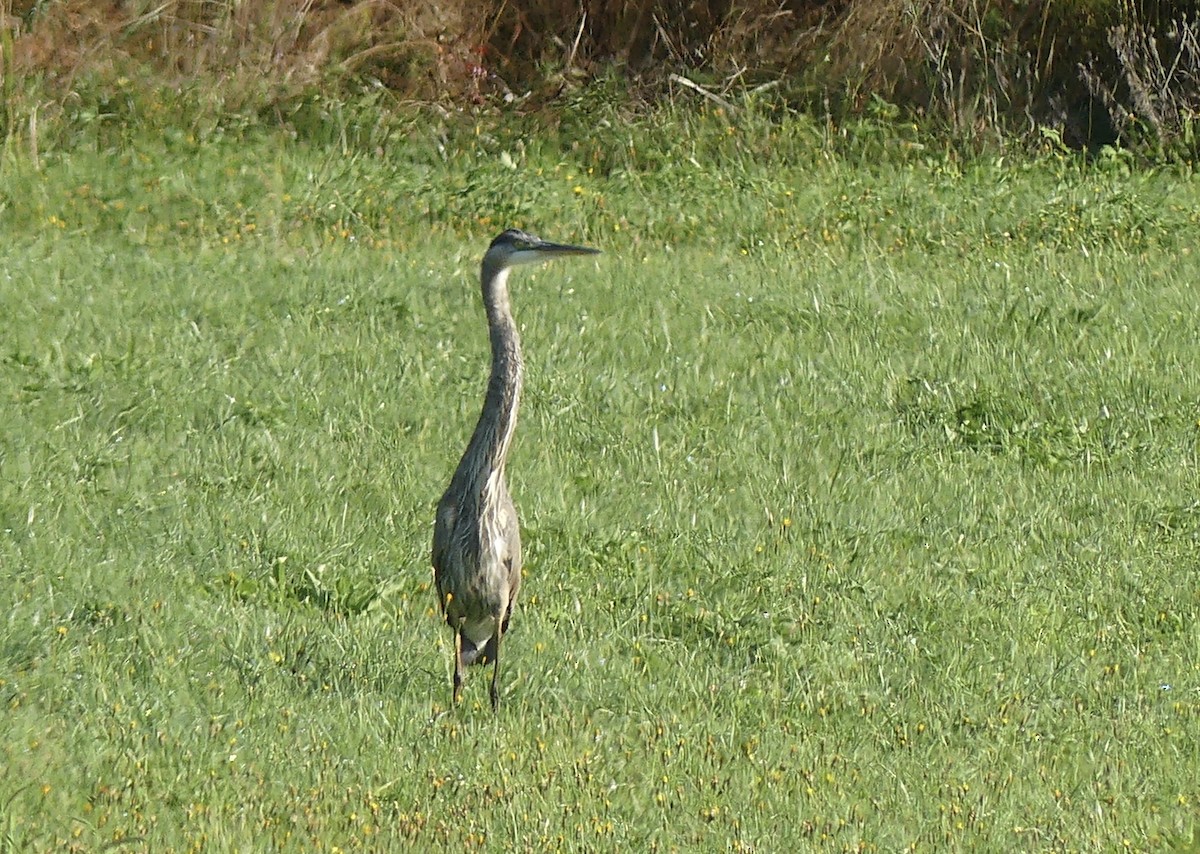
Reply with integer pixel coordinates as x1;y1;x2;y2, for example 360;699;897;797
452;261;524;497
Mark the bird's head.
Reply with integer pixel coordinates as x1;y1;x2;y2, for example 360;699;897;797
484;228;600;270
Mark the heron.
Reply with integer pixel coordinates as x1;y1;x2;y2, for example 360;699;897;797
432;228;600;711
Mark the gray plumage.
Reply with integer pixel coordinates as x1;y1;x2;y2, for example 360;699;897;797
432;228;599;710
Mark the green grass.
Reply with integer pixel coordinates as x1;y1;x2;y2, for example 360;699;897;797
1;101;1199;851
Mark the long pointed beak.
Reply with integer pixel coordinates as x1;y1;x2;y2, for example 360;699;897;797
532;239;601;258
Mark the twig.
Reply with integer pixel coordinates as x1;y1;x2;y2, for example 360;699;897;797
566;10;586;71
669;73;739;113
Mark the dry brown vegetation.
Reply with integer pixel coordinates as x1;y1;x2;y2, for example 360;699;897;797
2;0;1198;151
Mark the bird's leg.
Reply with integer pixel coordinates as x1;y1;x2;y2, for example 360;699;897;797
488;598;515;712
488;630;502;712
453;630;465;705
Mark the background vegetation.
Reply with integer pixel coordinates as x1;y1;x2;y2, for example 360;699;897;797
1;1;1199;852
2;0;1200;156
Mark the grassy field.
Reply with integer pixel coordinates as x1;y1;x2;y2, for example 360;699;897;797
1;101;1199;851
